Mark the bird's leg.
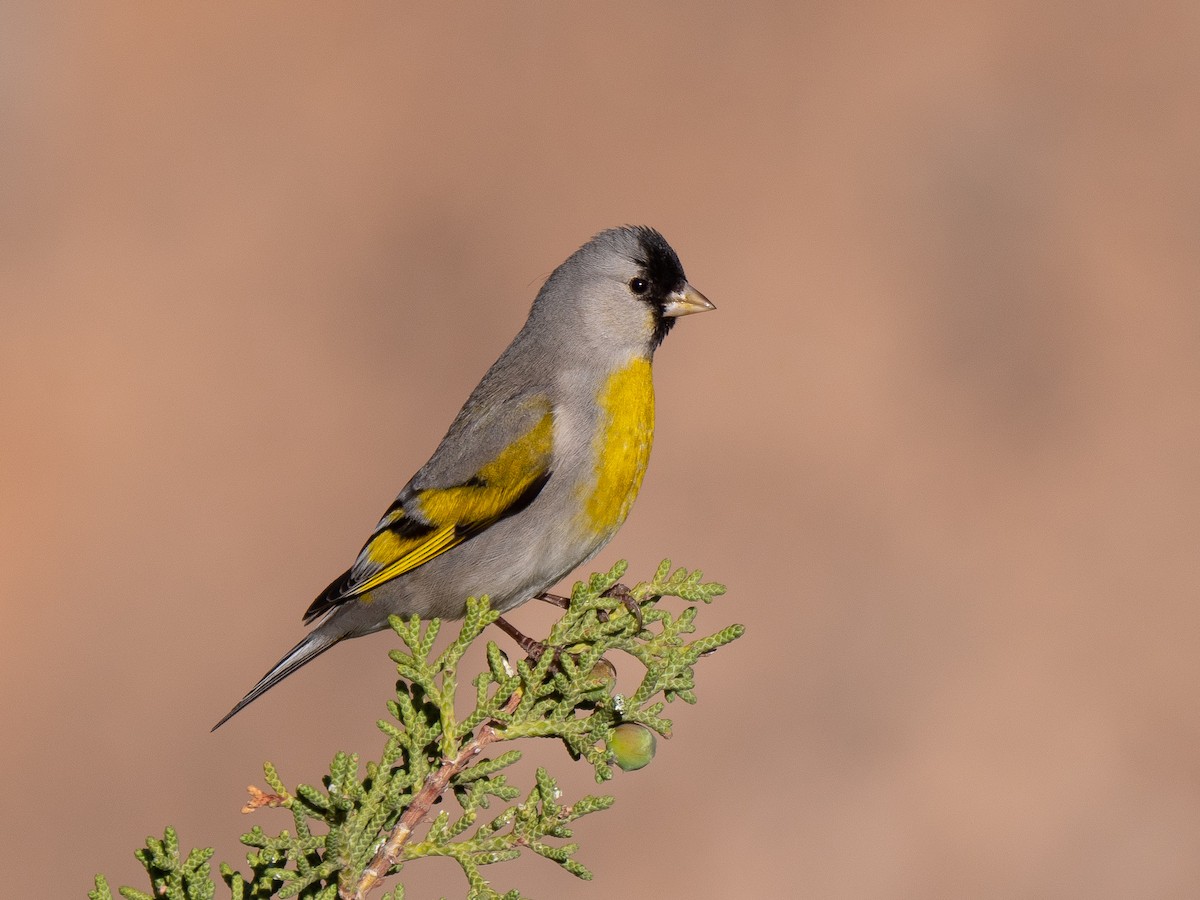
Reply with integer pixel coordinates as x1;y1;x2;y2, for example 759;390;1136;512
535;591;571;609
599;582;645;633
497;587;640;669
494;593;569;660
494;616;582;674
494;616;548;661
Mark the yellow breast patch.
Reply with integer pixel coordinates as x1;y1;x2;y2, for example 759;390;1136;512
581;356;655;535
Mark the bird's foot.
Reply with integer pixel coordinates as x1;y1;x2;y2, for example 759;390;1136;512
598;582;645;633
498;585;643;668
495;615;549;661
495;615;588;676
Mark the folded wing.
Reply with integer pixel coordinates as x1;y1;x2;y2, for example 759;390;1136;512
304;395;554;623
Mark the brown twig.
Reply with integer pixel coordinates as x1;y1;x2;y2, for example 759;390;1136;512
346;687;524;900
350;588;635;898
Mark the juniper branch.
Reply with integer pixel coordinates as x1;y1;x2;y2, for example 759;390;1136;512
93;560;743;900
350;688;524;899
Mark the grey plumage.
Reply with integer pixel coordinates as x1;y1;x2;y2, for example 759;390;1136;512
212;227;713;730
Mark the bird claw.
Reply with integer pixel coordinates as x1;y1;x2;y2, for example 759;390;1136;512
495;615;549;660
497;585;643;672
598;582;644;633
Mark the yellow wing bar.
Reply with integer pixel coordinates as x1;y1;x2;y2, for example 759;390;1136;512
348;521;463;597
340;409;554;602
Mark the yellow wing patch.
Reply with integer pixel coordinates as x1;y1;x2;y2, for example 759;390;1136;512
352;521;463;596
417;411;554;526
341;408;555;602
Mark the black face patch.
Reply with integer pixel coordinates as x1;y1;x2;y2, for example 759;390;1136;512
630;227;688;349
633;227;686;290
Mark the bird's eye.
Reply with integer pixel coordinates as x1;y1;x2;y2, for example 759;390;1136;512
629;277;649;295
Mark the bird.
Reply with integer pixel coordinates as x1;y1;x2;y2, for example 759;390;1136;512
212;226;714;730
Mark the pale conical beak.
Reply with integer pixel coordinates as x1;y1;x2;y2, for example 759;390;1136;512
661;284;716;318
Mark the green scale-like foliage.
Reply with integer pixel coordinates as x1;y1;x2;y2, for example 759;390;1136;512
93;561;743;900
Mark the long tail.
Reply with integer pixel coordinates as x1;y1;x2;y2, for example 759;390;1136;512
211;629;341;731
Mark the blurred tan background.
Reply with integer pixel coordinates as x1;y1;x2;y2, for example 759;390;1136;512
3;3;1199;898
